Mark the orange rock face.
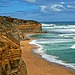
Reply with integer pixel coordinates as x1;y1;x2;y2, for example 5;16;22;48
0;16;42;75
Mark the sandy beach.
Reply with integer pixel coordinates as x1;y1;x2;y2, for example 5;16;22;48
20;36;75;75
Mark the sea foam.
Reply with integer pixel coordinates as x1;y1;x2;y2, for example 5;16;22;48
42;23;55;26
29;40;75;70
42;54;75;69
29;40;45;55
28;23;75;70
70;44;75;49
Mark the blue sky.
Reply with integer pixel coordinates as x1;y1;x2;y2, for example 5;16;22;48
0;0;75;22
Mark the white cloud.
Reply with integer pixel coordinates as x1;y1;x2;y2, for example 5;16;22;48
61;2;65;4
53;8;62;11
40;5;47;12
22;0;36;3
50;4;64;11
67;5;75;8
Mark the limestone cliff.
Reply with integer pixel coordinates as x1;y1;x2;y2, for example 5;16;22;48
0;16;42;75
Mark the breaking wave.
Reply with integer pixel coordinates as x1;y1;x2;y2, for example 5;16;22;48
70;44;75;49
29;40;75;70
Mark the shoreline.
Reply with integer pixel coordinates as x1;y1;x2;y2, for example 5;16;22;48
26;33;75;73
31;45;75;74
21;33;75;75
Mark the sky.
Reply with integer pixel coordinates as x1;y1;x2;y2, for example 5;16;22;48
0;0;75;22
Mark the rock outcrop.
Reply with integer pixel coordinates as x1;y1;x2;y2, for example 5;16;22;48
0;16;42;75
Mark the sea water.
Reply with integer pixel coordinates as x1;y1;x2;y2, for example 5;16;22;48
29;21;75;70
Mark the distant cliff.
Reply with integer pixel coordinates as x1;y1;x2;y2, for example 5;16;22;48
0;16;42;75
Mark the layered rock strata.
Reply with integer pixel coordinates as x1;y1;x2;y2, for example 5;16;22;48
0;16;42;75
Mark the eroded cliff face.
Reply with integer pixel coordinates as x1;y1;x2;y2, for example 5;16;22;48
0;16;42;75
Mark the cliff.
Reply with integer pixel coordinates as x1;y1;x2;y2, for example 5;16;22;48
0;16;42;75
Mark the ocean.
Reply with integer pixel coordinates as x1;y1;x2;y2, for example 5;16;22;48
29;21;75;70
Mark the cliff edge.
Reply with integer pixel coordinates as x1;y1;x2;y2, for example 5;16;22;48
0;16;42;75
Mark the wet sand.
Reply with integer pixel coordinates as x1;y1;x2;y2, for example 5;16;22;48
20;38;75;75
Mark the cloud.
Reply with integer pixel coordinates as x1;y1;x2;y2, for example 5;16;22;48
22;0;36;3
50;4;64;11
0;0;75;21
40;5;47;12
67;5;75;8
60;2;65;4
50;2;75;12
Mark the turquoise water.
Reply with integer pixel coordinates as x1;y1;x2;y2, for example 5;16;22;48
29;22;75;69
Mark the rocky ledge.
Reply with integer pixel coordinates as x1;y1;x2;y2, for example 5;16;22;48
0;16;42;75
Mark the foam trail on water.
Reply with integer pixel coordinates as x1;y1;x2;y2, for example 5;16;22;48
42;54;75;69
70;44;75;49
29;40;75;70
42;23;55;26
29;40;45;55
73;37;75;39
28;23;75;70
37;39;73;44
